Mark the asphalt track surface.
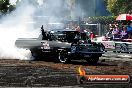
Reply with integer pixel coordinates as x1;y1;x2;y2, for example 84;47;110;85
0;52;132;87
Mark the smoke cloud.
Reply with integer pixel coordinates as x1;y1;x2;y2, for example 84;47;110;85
0;0;84;60
0;0;39;60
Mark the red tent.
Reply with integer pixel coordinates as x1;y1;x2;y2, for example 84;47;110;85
116;14;132;20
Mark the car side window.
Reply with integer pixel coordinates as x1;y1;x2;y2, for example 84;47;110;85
49;33;57;41
49;32;66;42
56;33;66;42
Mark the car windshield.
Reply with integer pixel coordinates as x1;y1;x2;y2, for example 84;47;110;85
51;31;89;42
65;31;79;43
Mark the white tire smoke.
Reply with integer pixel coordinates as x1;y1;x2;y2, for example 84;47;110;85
0;0;39;60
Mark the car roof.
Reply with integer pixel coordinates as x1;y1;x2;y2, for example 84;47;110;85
50;29;77;32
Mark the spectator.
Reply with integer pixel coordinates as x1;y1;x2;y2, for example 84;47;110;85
41;25;48;40
127;23;132;38
112;25;120;40
106;24;114;40
84;29;90;37
75;26;81;32
89;32;95;40
120;26;128;39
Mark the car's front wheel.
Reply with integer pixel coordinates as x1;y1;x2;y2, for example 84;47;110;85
57;50;70;63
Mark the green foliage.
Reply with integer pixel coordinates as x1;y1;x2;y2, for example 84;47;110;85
88;16;117;24
0;0;9;13
0;0;15;14
105;0;132;15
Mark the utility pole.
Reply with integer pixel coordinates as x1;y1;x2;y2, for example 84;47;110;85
67;0;75;20
94;0;97;16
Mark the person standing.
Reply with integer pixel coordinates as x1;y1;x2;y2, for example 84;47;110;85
112;25;119;40
127;23;132;38
121;26;128;39
41;25;48;40
106;24;114;40
75;26;81;32
89;32;95;40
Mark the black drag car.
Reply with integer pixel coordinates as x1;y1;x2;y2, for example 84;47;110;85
15;28;105;64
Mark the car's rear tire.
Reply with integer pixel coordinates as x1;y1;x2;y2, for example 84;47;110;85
31;51;39;60
31;50;42;61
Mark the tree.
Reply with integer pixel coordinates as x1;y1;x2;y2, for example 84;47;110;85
105;0;132;15
0;0;15;14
